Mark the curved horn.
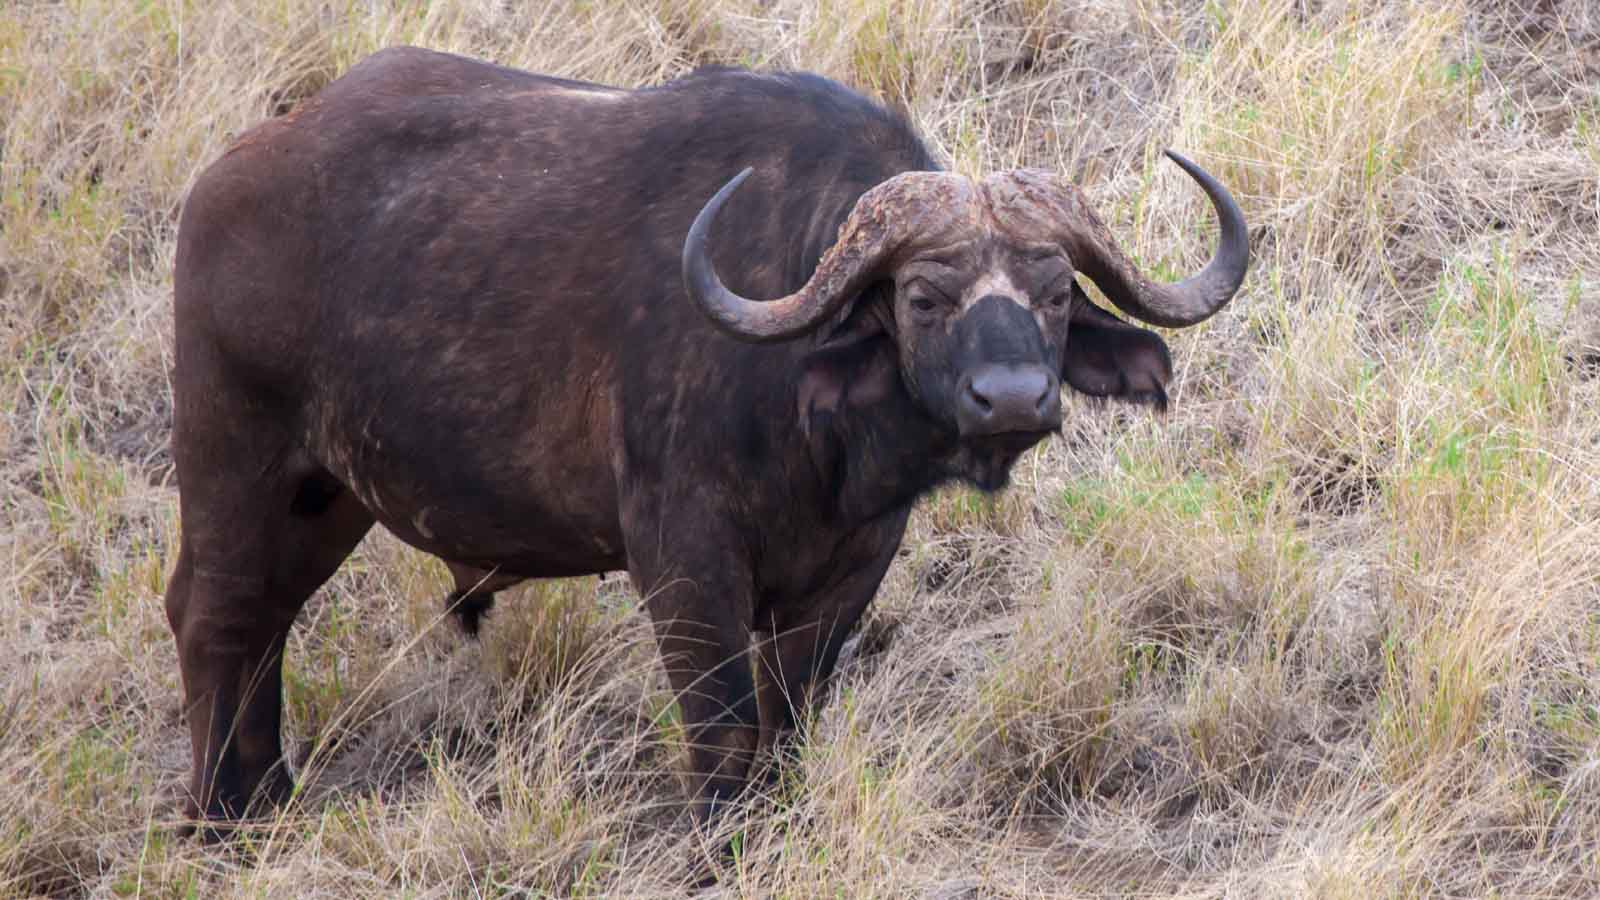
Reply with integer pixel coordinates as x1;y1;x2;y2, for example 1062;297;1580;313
683;168;973;342
992;151;1249;328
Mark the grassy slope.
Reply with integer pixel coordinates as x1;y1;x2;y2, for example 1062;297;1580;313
4;0;1599;895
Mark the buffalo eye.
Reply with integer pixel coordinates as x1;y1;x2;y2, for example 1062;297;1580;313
904;281;951;318
1046;293;1068;309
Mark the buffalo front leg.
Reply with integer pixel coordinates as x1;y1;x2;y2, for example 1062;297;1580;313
630;555;761;822
754;536;900;752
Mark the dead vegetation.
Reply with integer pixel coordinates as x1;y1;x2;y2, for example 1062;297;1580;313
4;0;1600;895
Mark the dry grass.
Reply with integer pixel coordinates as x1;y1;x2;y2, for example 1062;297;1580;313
5;0;1600;895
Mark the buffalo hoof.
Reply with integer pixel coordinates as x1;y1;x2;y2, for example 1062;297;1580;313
176;766;296;843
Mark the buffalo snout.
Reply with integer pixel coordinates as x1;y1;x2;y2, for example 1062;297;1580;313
956;362;1062;437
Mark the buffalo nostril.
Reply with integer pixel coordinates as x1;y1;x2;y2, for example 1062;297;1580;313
1036;383;1056;415
967;382;993;414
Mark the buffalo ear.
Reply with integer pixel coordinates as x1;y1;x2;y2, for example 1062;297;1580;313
795;331;898;481
797;329;897;434
815;281;894;348
797;283;897;457
796;288;896;464
1062;282;1174;411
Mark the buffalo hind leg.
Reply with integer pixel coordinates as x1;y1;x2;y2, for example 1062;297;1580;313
441;562;524;637
165;463;373;833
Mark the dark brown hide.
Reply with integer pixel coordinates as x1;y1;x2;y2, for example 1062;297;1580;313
164;46;1246;829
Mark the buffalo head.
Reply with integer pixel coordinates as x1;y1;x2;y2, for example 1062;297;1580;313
683;152;1248;490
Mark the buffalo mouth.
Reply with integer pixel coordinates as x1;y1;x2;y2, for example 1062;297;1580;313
960;427;1056;492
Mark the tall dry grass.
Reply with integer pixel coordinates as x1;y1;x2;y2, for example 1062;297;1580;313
4;0;1600;895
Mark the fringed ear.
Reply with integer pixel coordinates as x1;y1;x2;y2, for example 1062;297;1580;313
797;322;896;441
814;280;894;349
1062;282;1174;411
796;287;900;483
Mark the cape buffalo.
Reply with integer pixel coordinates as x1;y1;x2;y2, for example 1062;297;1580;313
164;45;1247;827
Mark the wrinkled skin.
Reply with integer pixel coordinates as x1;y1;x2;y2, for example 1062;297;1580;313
165;46;1244;830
